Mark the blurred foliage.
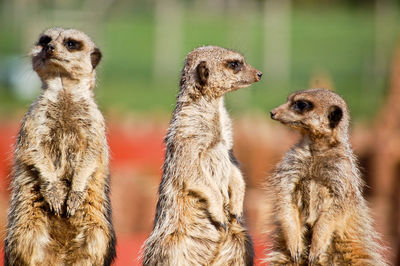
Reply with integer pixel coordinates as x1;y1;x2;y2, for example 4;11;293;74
0;1;399;121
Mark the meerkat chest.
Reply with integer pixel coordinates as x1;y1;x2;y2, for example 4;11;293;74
302;179;330;225
202;143;232;185
46;93;96;135
218;102;233;147
36;91;101;172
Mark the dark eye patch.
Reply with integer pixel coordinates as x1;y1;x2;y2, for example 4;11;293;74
291;100;314;113
37;35;51;46
64;38;83;51
226;60;243;73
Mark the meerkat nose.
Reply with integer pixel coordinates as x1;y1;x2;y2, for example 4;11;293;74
45;43;55;54
257;72;263;79
270;110;276;119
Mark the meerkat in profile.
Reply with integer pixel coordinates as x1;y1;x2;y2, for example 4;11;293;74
5;28;116;266
142;46;262;265
265;89;386;265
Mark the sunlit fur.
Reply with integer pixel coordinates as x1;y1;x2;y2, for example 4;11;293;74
5;28;115;266
265;89;387;265
142;46;262;265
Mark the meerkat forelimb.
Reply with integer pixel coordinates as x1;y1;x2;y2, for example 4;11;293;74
142;46;262;265
228;161;246;220
265;89;387;265
5;27;115;266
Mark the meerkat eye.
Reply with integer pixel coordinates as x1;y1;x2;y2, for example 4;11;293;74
292;100;314;113
226;60;243;72
64;39;83;51
296;101;307;110
38;35;51;46
229;61;239;68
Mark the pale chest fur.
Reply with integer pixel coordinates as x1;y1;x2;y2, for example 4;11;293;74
294;178;332;226
200;140;232;197
288;147;333;226
211;99;234;189
171;97;234;200
20;85;104;179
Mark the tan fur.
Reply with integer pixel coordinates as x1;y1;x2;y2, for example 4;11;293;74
265;89;387;265
5;28;115;266
142;46;262;265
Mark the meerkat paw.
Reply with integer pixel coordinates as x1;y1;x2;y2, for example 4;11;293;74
308;243;326;264
229;202;243;223
288;237;303;263
66;191;85;217
41;181;67;215
228;167;245;221
309;224;332;263
208;202;228;231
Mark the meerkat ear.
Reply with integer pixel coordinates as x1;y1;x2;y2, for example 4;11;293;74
196;61;209;87
91;47;102;69
328;105;343;129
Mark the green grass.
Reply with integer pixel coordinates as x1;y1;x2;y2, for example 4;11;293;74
0;5;398;120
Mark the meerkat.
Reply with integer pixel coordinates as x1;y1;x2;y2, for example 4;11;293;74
265;89;387;265
142;46;262;265
5;28;116;266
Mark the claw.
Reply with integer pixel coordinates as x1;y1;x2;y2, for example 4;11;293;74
291;249;302;264
234;214;242;223
66;191;84;217
41;180;67;215
219;222;227;231
308;255;316;265
293;254;299;263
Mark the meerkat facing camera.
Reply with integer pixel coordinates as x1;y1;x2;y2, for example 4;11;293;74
142;46;262;265
5;28;116;266
265;89;386;265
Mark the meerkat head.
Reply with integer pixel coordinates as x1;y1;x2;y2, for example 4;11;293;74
270;89;349;145
180;46;262;99
31;27;102;81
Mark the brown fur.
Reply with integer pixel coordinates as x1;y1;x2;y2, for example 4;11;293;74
265;89;387;265
5;28;115;266
142;46;262;265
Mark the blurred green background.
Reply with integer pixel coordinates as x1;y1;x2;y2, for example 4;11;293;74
0;0;399;120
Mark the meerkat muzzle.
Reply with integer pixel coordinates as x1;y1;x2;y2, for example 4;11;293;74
256;71;263;81
44;43;56;57
270;110;277;119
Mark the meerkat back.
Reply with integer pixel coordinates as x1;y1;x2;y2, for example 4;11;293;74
5;28;116;266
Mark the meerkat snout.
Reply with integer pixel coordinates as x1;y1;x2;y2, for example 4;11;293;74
256;71;263;80
269;110;276;119
44;43;55;54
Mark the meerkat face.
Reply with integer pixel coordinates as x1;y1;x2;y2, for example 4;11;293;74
31;28;102;80
270;89;349;138
183;46;262;98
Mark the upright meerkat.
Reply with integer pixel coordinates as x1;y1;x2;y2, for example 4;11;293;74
5;28;116;266
266;89;386;265
142;46;262;265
